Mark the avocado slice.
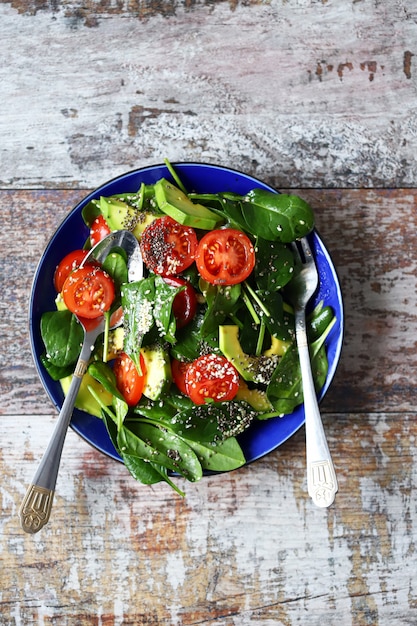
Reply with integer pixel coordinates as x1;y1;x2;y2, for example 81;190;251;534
60;371;113;418
132;212;157;238
141;343;172;400
263;335;291;357
219;325;279;385
154;179;222;230
100;196;139;232
235;380;274;412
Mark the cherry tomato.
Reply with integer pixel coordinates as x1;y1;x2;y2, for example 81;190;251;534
195;228;255;285
171;358;192;395
114;352;147;407
62;266;115;319
90;215;111;247
185;354;240;405
163;276;197;329
140;216;198;276
54;249;91;293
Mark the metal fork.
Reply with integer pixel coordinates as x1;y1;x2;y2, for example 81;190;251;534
288;236;338;508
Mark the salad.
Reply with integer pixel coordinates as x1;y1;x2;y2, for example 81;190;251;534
40;162;336;495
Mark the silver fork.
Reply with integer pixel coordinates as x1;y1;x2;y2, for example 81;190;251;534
289;236;338;508
19;230;143;533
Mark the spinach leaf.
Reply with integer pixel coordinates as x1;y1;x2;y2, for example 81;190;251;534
188;437;246;472
102;252;128;292
40;353;75;381
266;316;336;415
200;283;241;337
255;239;295;291
122;454;170;486
241;190;315;242
121;277;155;369
119;422;203;482
171;307;218;361
153;275;181;343
40;310;84;367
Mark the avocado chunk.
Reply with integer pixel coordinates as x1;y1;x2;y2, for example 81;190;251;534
154;179;222;230
219;325;279;385
263;335;291;357
235;380;274;412
100;196;139;232
141;343;172;400
132;212;157;238
60;371;113;418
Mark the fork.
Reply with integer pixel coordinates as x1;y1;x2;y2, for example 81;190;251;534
19;230;143;533
289;236;338;508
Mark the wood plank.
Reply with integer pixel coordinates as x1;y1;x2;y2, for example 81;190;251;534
2;188;416;415
1;2;416;189
2;410;417;624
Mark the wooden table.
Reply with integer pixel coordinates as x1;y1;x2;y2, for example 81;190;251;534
2;2;417;625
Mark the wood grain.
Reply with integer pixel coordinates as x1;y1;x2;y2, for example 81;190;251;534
1;1;416;189
2;188;416;416
2;1;417;622
3;411;417;625
2;187;417;624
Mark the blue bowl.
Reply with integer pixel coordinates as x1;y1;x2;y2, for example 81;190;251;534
29;163;344;466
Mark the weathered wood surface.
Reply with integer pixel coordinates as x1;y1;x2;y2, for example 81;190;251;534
2;0;417;623
2;188;417;625
1;0;417;189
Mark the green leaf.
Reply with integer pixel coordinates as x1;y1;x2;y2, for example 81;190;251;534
121;277;155;369
153;276;181;343
102;252;128;292
40;352;74;381
118;422;203;482
266;316;336;415
242;190;315;242
200;283;241;337
40;310;84;368
189;437;246;472
255;239;295;290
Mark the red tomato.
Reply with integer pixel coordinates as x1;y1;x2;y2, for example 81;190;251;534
195;228;255;285
171;358;192;395
114;352;147;407
140;216;198;276
54;249;91;293
185;354;240;405
90;215;111;247
62;266;115;319
163;276;197;329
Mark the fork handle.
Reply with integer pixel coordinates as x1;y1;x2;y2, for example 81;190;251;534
295;313;338;508
19;328;99;533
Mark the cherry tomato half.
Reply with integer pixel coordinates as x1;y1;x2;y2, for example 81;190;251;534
163;276;197;329
90;215;111;247
54;249;91;293
171;358;191;395
140;216;198;276
62;266;115;319
184;354;240;405
114;352;147;407
195;228;255;285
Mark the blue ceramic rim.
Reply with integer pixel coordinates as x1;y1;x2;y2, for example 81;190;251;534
29;162;344;467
